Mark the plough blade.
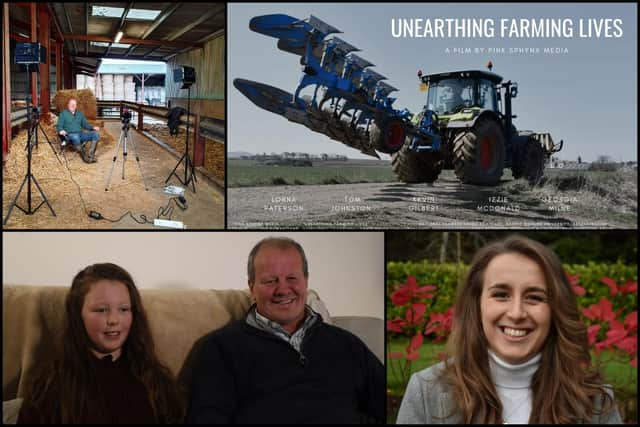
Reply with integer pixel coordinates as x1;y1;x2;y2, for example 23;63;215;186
249;14;306;41
347;54;374;70
237;14;412;158
233;78;304;116
329;37;359;55
377;81;398;97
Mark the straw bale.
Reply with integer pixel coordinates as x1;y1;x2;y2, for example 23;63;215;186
53;89;97;120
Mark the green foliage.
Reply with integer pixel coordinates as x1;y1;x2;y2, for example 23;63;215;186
387;261;467;318
228;159;397;187
565;262;637;318
387;260;637;316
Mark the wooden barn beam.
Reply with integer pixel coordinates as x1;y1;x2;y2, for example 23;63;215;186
63;34;202;49
55;41;62;91
38;3;51;120
165;4;223;42
3;3;11;158
30;2;37;106
47;4;64;42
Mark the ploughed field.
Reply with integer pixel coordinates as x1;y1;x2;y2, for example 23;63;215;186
227;162;637;229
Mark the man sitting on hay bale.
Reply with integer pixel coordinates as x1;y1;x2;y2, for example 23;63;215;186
56;98;100;163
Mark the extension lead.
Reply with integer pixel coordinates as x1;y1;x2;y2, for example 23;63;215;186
88;210;103;220
62;145;184;225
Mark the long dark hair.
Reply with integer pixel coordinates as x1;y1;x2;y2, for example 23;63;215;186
23;263;184;423
441;235;615;423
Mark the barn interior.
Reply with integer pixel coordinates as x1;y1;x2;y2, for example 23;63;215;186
2;2;225;229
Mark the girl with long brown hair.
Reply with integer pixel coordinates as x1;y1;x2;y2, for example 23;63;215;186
18;263;184;423
397;235;621;424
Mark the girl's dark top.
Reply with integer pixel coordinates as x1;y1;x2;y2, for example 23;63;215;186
17;352;155;424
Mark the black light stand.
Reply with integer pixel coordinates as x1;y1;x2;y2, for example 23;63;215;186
3;65;56;225
165;67;197;193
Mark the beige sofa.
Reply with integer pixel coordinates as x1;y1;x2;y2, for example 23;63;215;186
2;285;383;423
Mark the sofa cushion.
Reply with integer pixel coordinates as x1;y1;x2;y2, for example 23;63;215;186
2;398;23;424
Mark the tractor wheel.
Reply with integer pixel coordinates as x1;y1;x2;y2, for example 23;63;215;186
391;142;442;183
513;139;545;184
453;118;505;185
370;117;406;154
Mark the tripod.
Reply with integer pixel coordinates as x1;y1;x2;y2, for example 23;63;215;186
105;121;149;191
24;115;63;166
3;67;56;225
165;85;197;192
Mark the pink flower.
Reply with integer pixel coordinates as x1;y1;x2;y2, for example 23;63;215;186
624;311;637;334
566;273;586;295
424;307;455;342
405;302;426;326
619;281;638;294
405;333;424;361
582;297;618;323
587;324;601;346
600;276;619;297
390;276;437;306
387;318;407;333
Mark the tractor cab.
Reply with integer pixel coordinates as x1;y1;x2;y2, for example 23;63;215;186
420;70;503;117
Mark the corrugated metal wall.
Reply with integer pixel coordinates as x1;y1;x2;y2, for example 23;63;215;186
166;33;224;101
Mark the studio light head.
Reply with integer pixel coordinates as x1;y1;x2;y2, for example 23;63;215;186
14;42;46;65
173;66;196;89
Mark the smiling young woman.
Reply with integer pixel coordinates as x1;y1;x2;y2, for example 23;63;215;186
396;235;621;424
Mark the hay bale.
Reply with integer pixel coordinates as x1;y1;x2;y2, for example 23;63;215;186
53;89;97;120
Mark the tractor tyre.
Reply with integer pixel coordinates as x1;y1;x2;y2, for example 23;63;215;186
370;117;407;154
513;139;545;184
453;118;505;185
391;142;442;183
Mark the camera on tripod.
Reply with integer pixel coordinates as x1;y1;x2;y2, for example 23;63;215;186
121;108;132;130
29;105;41;123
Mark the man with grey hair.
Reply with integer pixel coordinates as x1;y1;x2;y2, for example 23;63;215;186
187;237;384;423
57;98;100;163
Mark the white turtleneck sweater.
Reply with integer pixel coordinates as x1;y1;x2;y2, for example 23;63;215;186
488;350;541;424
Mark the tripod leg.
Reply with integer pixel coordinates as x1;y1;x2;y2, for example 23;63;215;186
105;131;124;191
165;153;187;184
2;174;29;225
30;174;56;216
122;133;127;180
38;124;63;165
184;154;197;193
127;134;149;190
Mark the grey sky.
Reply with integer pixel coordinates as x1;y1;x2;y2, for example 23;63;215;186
229;3;637;162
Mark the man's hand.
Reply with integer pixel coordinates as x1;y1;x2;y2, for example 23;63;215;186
59;130;67;136
93;126;100;132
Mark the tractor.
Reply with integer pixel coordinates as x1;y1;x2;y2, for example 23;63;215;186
393;67;563;185
234;14;563;185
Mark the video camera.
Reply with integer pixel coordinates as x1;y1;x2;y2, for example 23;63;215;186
121;108;132;129
28;105;41;126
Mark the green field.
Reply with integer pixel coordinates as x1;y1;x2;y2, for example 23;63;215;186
228;158;397;187
229;158;637;194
